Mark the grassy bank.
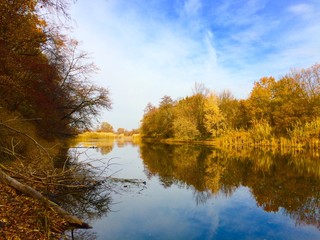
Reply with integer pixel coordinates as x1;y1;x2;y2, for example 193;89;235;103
142;134;320;150
76;131;141;143
141;118;320;150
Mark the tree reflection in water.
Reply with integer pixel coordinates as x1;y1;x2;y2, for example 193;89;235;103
53;143;115;239
60;141;320;238
140;143;320;230
57;139;144;239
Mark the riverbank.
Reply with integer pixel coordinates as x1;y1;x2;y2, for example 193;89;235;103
0;109;93;238
141;134;320;150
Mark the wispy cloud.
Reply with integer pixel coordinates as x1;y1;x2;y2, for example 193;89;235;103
287;3;313;15
212;0;266;27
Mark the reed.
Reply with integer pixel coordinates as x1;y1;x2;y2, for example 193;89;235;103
77;131;116;140
215;118;320;149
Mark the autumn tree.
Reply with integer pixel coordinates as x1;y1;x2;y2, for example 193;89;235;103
156;95;175;138
97;122;114;133
0;0;114;235
172;97;200;140
204;93;225;137
288;64;320;118
191;83;210;137
271;76;306;135
140;96;175;138
43;38;112;133
247;76;276;124
0;0;48;111
117;128;125;134
0;0;111;137
140;64;320;142
246;68;319;136
233;99;252;129
141;103;159;138
218;90;239;129
172;84;211;140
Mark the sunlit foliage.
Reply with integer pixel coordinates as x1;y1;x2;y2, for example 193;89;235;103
140;64;320;148
204;93;225;137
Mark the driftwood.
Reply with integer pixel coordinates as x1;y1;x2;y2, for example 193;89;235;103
0;169;91;229
112;178;146;185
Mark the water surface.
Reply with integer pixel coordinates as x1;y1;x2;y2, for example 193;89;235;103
73;141;320;240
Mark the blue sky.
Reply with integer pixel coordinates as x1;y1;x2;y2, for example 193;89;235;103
69;0;320;130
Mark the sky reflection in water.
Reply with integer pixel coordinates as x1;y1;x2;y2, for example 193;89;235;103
75;141;320;240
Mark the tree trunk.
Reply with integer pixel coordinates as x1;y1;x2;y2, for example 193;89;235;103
0;169;91;229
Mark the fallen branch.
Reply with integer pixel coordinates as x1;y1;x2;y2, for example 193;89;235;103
0;120;52;159
0;169;91;229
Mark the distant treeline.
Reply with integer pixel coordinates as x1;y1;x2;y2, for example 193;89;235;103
140;64;320;148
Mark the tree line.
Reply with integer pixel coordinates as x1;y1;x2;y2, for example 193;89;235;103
141;64;320;147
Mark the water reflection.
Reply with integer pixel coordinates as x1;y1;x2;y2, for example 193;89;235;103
70;138;141;155
64;141;320;239
51;144;114;239
60;139;142;238
140;143;320;229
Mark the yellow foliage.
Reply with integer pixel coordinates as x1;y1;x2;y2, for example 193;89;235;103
77;131;116;140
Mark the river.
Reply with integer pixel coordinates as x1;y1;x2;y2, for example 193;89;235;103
69;140;320;240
